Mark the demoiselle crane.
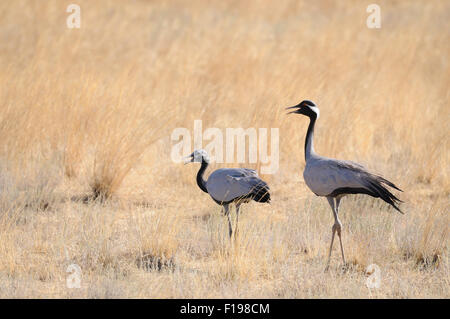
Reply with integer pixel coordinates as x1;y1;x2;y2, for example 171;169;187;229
287;100;403;270
184;149;271;238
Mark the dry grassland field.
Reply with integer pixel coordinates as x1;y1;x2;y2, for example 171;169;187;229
0;0;448;299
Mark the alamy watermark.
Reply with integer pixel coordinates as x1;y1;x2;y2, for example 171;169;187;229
66;4;81;29
66;263;82;288
366;4;381;29
365;263;381;289
171;120;279;174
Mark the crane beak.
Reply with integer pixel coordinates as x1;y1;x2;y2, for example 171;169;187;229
286;105;301;114
183;154;194;165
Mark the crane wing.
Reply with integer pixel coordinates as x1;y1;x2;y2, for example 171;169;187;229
303;158;367;196
303;157;403;212
206;168;270;203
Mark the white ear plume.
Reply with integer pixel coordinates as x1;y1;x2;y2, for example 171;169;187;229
310;106;320;119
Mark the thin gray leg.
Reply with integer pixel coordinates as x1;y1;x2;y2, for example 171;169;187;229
325;196;346;270
325;197;337;271
224;204;233;238
335;197;346;265
234;203;241;239
335;197;342;211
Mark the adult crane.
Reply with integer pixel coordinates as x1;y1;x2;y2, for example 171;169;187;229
185;149;271;238
287;100;403;270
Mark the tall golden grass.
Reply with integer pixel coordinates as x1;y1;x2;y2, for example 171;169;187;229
0;0;448;298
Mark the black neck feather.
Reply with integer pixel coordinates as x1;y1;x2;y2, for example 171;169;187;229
196;159;208;193
305;115;316;161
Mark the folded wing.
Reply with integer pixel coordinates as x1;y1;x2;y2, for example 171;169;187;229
304;158;402;212
206;168;271;203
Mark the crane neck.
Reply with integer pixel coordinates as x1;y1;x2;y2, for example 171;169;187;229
305;116;317;162
196;159;208;193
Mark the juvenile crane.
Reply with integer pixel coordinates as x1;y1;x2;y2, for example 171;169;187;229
184;149;271;238
287;100;403;270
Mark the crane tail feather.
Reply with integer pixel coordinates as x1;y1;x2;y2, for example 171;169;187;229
250;180;271;203
375;175;403;192
366;176;404;214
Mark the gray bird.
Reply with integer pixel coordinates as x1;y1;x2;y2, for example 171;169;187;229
185;149;271;238
287;100;403;270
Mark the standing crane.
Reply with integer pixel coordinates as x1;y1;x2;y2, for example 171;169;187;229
184;149;271;238
287;100;403;270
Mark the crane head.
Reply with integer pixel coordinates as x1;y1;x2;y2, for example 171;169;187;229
286;100;320;119
184;149;210;164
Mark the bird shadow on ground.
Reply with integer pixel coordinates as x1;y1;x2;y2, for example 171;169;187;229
135;253;176;272
130;201;169;210
23;200;51;212
69;194;97;204
191;212;217;222
403;251;443;270
325;262;367;275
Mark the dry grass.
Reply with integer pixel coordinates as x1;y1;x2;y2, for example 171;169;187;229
0;0;448;298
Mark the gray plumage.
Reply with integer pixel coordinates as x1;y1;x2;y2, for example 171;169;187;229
287;100;403;270
206;168;269;204
304;157;403;212
184;149;270;238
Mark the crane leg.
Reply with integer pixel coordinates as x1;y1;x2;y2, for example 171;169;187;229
335;197;346;265
234;203;241;240
325;197;346;270
224;204;233;238
325;224;336;271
